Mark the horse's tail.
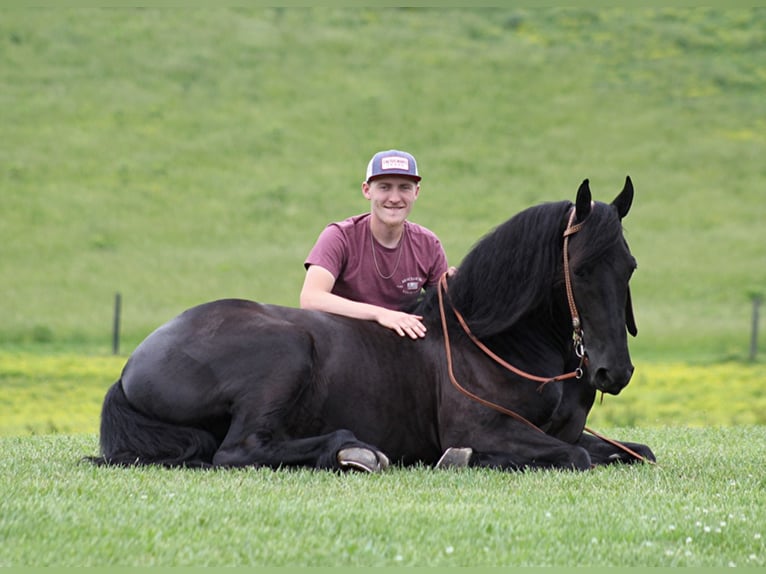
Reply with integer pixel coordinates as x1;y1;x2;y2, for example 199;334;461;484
86;379;219;468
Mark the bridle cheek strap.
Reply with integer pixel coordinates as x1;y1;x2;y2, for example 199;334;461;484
563;207;586;369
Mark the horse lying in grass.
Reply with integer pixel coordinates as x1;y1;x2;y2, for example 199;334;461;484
89;177;655;471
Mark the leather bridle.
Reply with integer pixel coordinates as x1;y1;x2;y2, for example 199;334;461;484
438;206;587;390
562;206;587;372
437;206;652;464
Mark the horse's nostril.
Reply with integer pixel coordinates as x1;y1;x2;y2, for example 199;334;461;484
594;366;633;394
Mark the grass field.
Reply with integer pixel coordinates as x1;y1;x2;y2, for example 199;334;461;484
2;8;765;361
1;427;764;567
1;10;764;567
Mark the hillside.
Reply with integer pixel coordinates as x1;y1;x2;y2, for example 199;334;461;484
2;8;764;360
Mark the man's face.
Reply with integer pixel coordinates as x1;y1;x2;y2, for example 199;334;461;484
362;176;420;227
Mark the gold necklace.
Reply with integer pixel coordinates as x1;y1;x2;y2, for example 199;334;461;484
370;224;405;280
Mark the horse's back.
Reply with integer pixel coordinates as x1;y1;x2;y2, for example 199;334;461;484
121;299;320;424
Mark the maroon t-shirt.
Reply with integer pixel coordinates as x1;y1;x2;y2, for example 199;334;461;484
304;213;448;311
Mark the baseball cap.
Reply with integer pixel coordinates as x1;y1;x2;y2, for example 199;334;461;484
365;149;421;183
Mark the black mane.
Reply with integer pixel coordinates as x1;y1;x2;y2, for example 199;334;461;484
419;199;626;340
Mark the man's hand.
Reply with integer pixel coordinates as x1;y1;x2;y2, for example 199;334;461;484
376;309;427;339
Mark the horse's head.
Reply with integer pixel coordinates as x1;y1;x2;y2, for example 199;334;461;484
567;176;637;395
428;176;640;396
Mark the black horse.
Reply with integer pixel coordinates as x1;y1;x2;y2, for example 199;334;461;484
90;177;655;471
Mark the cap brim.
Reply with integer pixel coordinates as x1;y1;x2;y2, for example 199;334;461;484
367;173;421;183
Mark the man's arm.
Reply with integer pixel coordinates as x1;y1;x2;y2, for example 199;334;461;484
300;264;427;339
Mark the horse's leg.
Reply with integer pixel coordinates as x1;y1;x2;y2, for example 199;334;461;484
575;432;656;466
206;326;391;471
439;444;592;471
209;352;388;470
546;367;655;465
212;420;389;471
439;422;594;471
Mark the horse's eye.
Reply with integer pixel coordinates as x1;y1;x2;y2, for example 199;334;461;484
574;267;591;279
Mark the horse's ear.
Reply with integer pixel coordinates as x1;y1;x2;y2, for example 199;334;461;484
626;286;638;337
575;179;592;222
612;175;634;220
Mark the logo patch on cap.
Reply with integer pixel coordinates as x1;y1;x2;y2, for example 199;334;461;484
381;157;410;171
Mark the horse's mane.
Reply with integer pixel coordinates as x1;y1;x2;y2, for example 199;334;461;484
420;199;624;340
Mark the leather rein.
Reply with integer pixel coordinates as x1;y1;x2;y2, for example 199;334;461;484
437;206;651;464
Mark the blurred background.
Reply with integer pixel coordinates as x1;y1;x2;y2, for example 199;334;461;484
1;8;764;432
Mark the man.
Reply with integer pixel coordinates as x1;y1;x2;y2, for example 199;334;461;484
301;149;451;339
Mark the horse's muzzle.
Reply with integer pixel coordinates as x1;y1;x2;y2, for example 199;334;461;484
591;364;634;395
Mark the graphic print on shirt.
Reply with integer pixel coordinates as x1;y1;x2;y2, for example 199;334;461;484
400;276;425;297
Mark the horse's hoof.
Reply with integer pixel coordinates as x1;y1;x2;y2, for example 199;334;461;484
436;447;473;469
338;447;389;473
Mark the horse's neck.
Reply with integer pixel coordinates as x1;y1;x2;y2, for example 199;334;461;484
483;311;571;375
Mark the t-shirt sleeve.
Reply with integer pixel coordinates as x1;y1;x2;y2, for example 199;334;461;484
304;224;348;279
425;237;449;288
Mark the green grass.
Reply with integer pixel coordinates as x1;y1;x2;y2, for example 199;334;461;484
3;12;763;567
1;427;764;566
1;8;765;361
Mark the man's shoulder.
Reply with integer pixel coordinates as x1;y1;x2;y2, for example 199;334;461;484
329;213;370;234
406;221;442;244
